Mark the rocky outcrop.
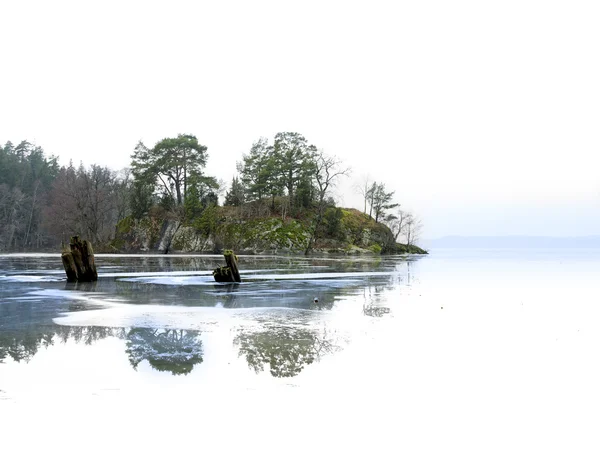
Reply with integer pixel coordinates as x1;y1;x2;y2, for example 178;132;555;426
111;207;427;255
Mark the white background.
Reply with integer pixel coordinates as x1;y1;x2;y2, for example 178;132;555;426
1;0;599;238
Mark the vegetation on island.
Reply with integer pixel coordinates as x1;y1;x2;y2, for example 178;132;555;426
0;134;427;254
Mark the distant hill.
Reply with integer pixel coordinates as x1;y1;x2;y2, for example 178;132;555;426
423;236;600;249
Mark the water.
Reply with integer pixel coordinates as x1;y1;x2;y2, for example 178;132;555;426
1;250;599;468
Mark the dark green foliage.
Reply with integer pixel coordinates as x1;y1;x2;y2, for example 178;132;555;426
0;140;59;250
395;243;429;254
238;137;273;202
184;173;218;219
323;207;344;239
224;176;245;206
295;173;315;209
130;180;154;219
272;132;314;210
130;134;209;207
192;204;220;237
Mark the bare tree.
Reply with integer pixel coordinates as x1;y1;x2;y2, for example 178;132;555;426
0;185;27;250
385;208;408;241
305;152;351;254
353;174;371;215
43;163;123;247
114;168;132;225
82;165;117;243
404;213;423;246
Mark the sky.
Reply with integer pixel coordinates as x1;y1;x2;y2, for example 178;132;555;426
1;0;599;239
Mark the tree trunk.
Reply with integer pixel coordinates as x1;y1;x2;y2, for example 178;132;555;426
61;235;98;282
213;250;241;283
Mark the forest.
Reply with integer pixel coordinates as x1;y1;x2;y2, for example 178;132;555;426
0;133;422;253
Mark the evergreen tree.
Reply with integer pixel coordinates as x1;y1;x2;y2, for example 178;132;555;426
272;132;311;210
224;177;245;206
131;134;209;206
130;179;154;220
238;137;272;202
369;182;399;223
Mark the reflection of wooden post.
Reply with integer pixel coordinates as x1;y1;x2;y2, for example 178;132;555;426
61;236;98;282
213;250;241;283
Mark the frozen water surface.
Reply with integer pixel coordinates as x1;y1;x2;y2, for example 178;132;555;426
1;250;600;468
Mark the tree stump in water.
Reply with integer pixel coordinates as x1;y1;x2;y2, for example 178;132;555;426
61;236;98;282
213;250;241;283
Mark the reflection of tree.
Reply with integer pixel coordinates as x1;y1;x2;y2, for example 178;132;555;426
362;304;391;317
0;329;54;363
362;284;391;317
235;326;339;378
125;328;203;375
0;325;205;375
56;326;125;345
0;326;125;363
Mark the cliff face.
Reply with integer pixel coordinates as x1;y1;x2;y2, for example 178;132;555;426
111;207;427;255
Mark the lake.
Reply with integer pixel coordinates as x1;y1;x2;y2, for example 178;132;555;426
1;249;599;468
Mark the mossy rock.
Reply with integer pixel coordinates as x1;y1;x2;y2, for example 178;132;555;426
394;243;428;254
369;243;382;254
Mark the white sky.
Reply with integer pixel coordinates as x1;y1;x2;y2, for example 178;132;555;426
1;0;599;238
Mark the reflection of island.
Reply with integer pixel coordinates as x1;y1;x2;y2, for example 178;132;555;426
125;328;203;375
235;325;339;378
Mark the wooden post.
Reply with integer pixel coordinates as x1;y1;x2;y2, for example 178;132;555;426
61;236;98;282
61;251;78;282
213;250;241;283
224;250;241;283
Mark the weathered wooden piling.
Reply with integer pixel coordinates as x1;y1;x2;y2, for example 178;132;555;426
61;236;98;282
213;250;241;283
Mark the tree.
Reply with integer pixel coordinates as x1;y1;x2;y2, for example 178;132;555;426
130;179;154;220
354;174;372;215
404;213;423;246
0;140;59;250
184;173;219;219
78;164;119;244
113;169;132;225
224;176;245;206
272;132;311;210
385;207;408;241
369;182;399;223
131;134;209;206
305;152;351;254
0;184;27;250
42;162;123;246
238;137;273;202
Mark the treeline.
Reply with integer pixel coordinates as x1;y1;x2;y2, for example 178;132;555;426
0;132;422;252
0;141;130;250
130;132;346;217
